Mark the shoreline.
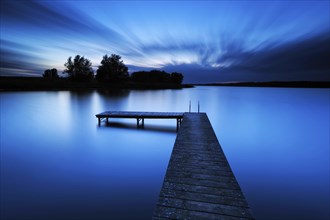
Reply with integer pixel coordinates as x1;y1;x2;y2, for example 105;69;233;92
195;81;330;88
0;77;193;91
1;77;329;91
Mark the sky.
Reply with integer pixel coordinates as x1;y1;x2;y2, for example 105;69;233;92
1;0;329;83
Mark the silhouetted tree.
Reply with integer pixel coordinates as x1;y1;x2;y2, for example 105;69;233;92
64;55;94;81
170;72;184;84
130;70;169;83
43;68;59;78
96;54;128;82
130;70;184;84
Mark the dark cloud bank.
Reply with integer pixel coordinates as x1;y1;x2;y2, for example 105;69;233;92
162;32;330;83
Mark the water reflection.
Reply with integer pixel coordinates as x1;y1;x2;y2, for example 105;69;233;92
100;121;178;133
1;87;329;220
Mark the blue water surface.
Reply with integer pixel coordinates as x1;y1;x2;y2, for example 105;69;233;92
1;87;329;220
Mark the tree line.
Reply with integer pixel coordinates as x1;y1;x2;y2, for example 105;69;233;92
44;54;183;84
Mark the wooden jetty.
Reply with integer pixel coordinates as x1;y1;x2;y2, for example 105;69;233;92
153;113;254;219
96;111;254;219
96;111;184;130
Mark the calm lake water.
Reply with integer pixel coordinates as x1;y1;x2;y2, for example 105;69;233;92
1;86;329;220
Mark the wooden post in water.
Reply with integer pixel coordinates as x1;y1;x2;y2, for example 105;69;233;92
136;118;145;128
96;111;184;130
95;111;254;218
176;118;181;131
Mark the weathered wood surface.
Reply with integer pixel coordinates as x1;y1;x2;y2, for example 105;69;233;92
96;111;184;119
96;111;184;128
153;113;254;220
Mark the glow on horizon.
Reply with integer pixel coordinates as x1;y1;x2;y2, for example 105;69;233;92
0;0;329;82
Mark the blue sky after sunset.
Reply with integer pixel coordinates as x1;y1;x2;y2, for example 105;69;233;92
1;0;329;82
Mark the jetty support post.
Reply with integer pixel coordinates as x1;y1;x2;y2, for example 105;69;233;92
96;111;184;130
137;118;145;128
176;118;182;131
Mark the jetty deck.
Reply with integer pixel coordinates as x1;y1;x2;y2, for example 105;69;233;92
152;113;254;219
96;111;254;219
96;111;184;129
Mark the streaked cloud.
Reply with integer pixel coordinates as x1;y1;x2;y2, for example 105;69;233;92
0;0;329;82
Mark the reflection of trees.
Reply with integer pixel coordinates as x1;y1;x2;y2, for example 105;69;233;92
97;89;130;98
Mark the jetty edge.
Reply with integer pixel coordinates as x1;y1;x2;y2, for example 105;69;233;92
95;111;254;219
95;111;184;130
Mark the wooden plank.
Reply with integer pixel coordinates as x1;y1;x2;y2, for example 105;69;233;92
152;113;254;219
95;111;254;218
96;111;184;119
96;111;184;129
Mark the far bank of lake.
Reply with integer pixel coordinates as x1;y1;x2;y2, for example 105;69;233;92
0;77;193;91
197;81;330;88
1;77;329;91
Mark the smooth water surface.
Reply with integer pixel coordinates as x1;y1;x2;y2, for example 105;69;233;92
1;87;329;220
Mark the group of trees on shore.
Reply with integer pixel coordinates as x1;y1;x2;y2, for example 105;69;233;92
43;68;59;78
44;54;184;84
131;70;183;84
